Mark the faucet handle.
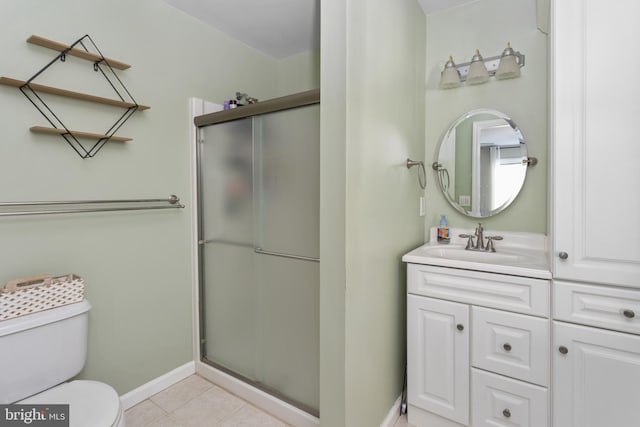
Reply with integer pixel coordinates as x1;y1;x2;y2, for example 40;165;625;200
459;234;475;250
485;235;503;252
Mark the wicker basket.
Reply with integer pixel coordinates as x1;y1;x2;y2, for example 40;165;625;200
0;274;84;321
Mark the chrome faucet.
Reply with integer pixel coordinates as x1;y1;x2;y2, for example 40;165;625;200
459;223;503;252
474;223;485;250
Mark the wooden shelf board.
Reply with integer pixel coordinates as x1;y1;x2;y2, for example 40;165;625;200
0;77;150;110
27;35;131;70
30;126;132;142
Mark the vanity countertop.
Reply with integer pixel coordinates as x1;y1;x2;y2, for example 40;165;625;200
402;228;551;280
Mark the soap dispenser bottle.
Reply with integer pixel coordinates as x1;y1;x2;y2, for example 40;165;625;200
437;214;450;243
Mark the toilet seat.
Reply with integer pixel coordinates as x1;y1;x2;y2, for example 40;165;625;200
20;380;125;427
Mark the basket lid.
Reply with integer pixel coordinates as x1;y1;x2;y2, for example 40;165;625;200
0;299;90;337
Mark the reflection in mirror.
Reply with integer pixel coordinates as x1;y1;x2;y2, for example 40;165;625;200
433;109;530;218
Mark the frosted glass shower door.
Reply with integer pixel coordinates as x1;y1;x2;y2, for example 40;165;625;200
253;104;320;414
199;118;258;381
198;104;319;415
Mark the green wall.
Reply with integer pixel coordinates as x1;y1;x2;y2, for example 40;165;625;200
425;0;548;234
278;49;321;95
320;0;426;425
0;0;296;396
320;0;347;423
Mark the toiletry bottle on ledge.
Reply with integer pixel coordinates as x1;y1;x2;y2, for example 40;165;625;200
437;214;450;243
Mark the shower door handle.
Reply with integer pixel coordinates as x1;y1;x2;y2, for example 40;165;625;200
254;247;320;263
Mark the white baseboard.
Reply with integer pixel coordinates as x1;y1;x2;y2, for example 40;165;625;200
408;404;465;427
380;395;402;427
196;361;319;427
120;361;196;410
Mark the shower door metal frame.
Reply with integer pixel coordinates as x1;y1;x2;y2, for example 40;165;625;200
194;89;320;416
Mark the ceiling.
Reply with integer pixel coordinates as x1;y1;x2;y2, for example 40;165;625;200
164;0;477;59
164;0;320;59
417;0;479;15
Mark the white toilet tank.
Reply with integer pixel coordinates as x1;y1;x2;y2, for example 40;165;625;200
0;299;91;404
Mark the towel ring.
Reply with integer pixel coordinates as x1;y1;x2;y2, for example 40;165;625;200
406;158;426;190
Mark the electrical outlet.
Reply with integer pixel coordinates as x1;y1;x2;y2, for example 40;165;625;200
419;196;426;216
459;195;471;206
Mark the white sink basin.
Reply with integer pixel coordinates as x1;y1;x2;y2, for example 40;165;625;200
402;230;551;279
416;245;527;264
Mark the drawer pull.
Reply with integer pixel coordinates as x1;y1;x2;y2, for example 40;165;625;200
623;309;636;319
503;409;511;418
503;343;512;352
558;251;569;260
559;346;569;355
456;323;464;331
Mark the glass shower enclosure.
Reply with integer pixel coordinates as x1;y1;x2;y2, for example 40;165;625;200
195;90;319;416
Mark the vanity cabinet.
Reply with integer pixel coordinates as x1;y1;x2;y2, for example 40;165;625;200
406;263;550;427
552;0;640;288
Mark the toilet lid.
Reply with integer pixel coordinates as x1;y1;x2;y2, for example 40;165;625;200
20;380;121;427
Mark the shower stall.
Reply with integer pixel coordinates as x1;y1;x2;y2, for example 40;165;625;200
194;89;320;418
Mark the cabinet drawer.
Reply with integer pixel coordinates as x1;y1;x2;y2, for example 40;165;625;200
472;307;549;386
554;280;640;335
472;368;548;427
408;264;550;317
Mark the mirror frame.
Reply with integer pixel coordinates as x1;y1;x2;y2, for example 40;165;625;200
433;109;530;218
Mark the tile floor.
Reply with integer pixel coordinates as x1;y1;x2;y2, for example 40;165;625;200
393;414;414;427
125;375;289;426
125;374;415;427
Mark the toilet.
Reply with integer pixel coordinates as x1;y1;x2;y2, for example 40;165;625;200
0;299;125;427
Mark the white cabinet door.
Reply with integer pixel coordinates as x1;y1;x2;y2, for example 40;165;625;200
407;295;469;425
552;0;640;288
553;322;640;427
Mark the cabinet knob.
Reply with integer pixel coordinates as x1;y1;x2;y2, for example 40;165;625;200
623;309;636;319
456;324;464;331
503;409;511;418
503;343;512;352
558;251;569;260
559;346;569;355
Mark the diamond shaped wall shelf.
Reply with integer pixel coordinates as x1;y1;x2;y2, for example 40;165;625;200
0;34;150;159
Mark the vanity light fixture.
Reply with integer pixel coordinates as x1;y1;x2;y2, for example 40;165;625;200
438;43;525;89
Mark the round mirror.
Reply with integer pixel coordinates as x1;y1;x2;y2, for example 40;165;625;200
433;109;530;218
